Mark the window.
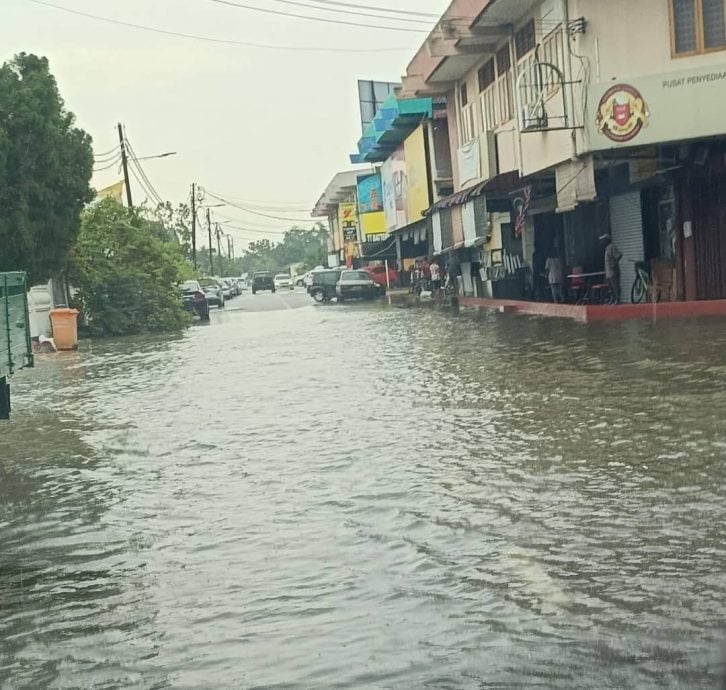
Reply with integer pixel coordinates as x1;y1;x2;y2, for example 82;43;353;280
515;19;536;59
478;59;495;92
496;45;512;75
671;0;726;54
459;82;468;106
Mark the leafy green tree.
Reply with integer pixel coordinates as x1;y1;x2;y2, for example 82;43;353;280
0;53;93;282
68;199;194;337
233;224;328;275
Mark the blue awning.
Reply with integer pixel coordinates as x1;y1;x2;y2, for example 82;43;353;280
349;94;433;164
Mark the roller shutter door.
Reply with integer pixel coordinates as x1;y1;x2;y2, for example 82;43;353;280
610;192;645;301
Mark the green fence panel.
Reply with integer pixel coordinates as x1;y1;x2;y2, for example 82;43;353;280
0;272;33;379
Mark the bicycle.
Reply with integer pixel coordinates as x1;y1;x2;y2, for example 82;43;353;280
631;260;660;304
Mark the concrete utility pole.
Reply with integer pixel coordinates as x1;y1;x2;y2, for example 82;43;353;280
191;183;197;270
215;224;224;274
207;209;214;275
117;123;133;208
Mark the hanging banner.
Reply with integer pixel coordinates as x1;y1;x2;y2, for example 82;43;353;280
357;173;383;213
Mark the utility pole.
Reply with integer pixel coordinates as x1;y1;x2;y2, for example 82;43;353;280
117;123;133;208
215;224;224;275
207;208;214;275
191;183;197;270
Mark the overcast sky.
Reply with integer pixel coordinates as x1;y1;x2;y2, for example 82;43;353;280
2;0;450;247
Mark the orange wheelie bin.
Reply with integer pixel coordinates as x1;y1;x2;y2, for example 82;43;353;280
49;308;80;351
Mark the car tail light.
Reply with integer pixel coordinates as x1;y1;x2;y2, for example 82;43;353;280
194;291;206;302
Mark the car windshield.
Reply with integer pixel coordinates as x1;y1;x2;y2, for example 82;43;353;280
180;281;200;292
275;275;289;280
342;271;369;281
254;273;271;278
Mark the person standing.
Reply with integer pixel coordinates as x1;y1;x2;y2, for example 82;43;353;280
600;234;623;303
545;253;564;303
430;260;442;293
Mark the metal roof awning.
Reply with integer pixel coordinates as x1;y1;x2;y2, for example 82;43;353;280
426;171;522;215
350;94;433;164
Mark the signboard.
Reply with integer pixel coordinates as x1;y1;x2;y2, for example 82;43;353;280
588;62;726;150
339;202;359;241
381;146;408;233
357;173;383;213
357;80;398;134
404;125;430;222
361;211;386;242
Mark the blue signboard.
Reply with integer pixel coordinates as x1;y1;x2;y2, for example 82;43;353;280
357;173;383;214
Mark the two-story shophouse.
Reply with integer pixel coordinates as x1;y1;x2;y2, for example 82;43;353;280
401;0;726;302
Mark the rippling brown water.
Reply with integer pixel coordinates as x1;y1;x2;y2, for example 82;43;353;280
2;301;726;688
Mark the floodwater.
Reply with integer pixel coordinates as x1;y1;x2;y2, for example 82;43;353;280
2;294;726;689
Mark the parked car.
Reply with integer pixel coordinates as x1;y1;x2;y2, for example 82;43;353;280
223;277;241;296
200;278;225;308
337;270;386;302
274;273;293;290
179;280;210;320
308;269;344;303
220;279;235;300
252;271;276;294
366;264;399;288
294;273;307;287
304;266;327;289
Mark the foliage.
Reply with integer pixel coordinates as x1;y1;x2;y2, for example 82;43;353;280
233;224;328;276
0;53;93;283
151;201;193;257
68;199;194;338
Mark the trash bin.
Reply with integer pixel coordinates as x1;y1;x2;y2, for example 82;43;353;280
49;308;79;351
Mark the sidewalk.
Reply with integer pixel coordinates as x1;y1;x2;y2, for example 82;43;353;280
457;296;726;323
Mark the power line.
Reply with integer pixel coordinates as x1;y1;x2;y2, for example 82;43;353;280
205;191;314;222
27;0;411;53
264;0;432;24
123;134;165;205
207;0;428;32
93;145;121;160
299;0;439;18
93;158;122;173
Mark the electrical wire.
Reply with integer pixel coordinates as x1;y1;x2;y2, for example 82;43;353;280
127;165;163;206
205;191;315;222
27;0;412;53
204;189;312;208
299;0;439;18
93;159;122;173
207;0;427;32
93;145;121;159
124;134;165;205
264;0;432;24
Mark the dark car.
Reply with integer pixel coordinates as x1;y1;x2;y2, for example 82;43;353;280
252;271;276;294
337;270;386;302
179;280;210;321
308;269;344;303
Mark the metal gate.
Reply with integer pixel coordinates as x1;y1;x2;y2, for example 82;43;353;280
610;192;645;301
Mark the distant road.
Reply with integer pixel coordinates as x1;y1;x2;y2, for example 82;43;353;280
221;287;311;313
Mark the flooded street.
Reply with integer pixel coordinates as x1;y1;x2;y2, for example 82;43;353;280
2;295;726;688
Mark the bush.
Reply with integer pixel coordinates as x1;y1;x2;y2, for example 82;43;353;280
68;199;193;337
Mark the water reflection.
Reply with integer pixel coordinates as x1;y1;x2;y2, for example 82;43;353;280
1;308;725;688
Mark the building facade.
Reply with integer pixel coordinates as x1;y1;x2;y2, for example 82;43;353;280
395;0;726;302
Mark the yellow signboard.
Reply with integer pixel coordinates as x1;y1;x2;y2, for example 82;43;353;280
361;211;386;239
404;125;430;222
339;202;360;242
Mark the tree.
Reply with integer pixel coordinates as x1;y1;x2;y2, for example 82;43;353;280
0;53;93;283
233;224;328;276
68;199;194;338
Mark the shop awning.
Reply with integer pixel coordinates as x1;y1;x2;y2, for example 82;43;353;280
350;94;433;164
426;171;522;215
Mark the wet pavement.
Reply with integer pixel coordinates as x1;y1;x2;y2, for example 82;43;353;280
2;296;726;688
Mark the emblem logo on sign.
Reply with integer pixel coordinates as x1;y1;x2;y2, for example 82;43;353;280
596;84;649;143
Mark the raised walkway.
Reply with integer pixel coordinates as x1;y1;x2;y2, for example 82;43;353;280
457;297;726;323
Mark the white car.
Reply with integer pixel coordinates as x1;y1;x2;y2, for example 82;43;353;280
274;273;293;290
